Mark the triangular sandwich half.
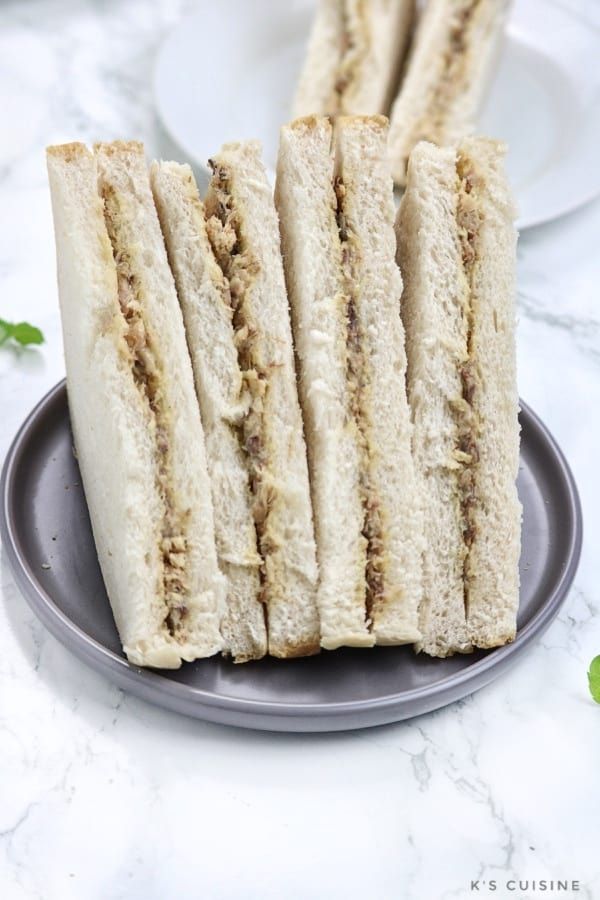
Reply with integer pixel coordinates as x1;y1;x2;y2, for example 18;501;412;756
276;115;423;649
47;141;225;668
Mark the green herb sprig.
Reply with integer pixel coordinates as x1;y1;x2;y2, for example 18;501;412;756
0;318;45;348
588;657;600;703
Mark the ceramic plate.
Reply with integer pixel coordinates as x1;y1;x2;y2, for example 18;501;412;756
154;0;600;229
0;382;582;731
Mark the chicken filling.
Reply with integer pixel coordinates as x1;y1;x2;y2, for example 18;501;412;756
102;187;189;639
334;176;383;622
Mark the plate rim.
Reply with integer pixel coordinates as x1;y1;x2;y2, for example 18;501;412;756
153;3;600;232
0;380;583;730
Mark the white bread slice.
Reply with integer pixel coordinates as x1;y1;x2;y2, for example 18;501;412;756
396;141;472;656
457;136;521;648
396;137;520;656
47;142;224;668
335;116;423;644
150;161;267;663
388;0;511;185
275;116;372;650
204;141;320;658
293;0;415;118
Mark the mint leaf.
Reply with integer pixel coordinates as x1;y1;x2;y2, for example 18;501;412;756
11;322;44;346
0;318;44;347
588;656;600;703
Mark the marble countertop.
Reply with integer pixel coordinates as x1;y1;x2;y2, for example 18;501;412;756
1;1;599;898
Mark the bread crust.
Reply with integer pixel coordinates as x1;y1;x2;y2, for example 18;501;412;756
93;139;144;157
47;142;90;162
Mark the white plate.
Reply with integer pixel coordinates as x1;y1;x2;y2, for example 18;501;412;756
154;0;600;230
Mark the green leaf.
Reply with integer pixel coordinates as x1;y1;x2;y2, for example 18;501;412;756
11;322;45;346
0;318;44;347
588;656;600;703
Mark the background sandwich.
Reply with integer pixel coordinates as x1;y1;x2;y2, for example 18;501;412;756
46;141;225;669
388;0;511;186
276;115;423;650
293;0;415;119
396;136;521;656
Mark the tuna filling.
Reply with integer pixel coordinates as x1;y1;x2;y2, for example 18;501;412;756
334;175;383;623
102;186;189;639
204;162;270;588
454;155;484;608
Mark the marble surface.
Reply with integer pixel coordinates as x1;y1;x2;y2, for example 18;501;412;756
1;1;599;898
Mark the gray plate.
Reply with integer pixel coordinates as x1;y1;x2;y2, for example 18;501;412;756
1;381;582;732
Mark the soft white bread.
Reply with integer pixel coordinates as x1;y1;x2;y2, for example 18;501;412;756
388;0;511;185
204;141;320;658
457;136;521;648
47;142;224;668
293;0;415;118
275;116;422;648
396;137;520;656
396;141;472;656
275;116;372;650
335;116;423;644
150;161;266;663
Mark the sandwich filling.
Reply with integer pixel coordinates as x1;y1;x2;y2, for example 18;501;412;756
204;162;271;603
331;0;369;112
453;153;484;611
102;187;190;639
333;176;383;623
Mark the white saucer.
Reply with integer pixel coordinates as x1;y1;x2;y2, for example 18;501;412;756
154;0;600;230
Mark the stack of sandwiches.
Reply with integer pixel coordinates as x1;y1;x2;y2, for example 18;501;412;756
294;0;512;185
46;115;520;669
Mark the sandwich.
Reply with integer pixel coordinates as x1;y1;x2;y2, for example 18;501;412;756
275;115;423;650
46;141;225;669
151;143;320;659
388;0;511;186
395;136;521;656
293;0;415;119
150;160;266;663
